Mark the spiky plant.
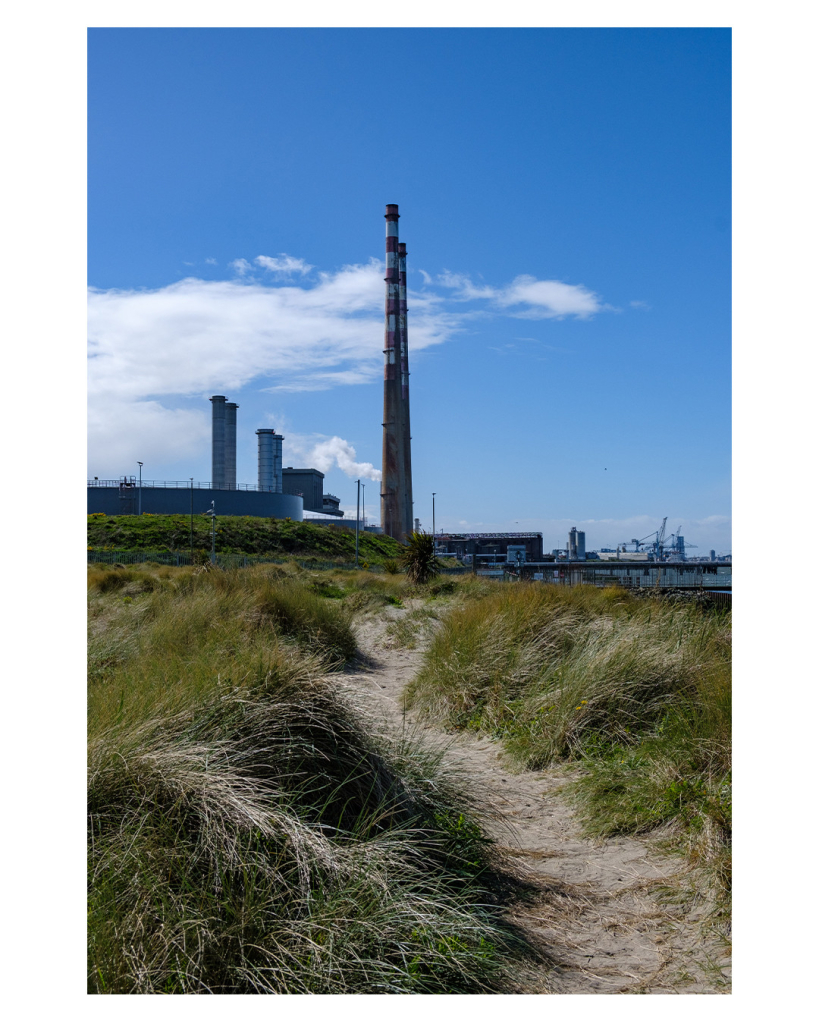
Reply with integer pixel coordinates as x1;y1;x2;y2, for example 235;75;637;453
400;532;442;585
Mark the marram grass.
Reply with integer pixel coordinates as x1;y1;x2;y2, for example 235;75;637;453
405;582;731;913
88;565;522;994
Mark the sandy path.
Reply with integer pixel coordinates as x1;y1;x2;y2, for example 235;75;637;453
341;610;731;995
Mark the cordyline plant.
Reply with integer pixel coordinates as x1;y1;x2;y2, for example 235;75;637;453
400;532;443;585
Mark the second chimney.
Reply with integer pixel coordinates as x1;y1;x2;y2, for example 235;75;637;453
225;402;238;489
257;428;283;493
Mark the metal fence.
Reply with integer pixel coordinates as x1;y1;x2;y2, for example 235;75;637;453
478;563;731;591
88;479;281;492
87;550;387;571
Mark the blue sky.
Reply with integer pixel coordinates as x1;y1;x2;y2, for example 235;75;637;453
88;27;731;553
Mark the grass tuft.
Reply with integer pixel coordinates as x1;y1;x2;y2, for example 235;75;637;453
88;565;522;993
405;582;731;915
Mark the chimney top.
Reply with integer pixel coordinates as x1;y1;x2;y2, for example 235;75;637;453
385;204;400;219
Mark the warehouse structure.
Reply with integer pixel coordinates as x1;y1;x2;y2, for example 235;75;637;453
434;532;544;563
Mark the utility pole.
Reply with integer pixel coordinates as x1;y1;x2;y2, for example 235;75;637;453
355;479;360;568
204;501;216;565
432;493;436;544
189;478;194;562
137;462;143;515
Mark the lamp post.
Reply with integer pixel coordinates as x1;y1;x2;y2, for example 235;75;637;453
137;462;143;515
432;493;436;545
204;500;216;565
189;478;194;561
355;479;360;568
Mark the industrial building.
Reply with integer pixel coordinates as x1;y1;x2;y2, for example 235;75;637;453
569;527;586;560
434;532;544;563
87;479;303;519
88;394;344;520
282;468;343;517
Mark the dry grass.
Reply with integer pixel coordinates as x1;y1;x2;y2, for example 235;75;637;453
404;582;731;919
88;565;524;993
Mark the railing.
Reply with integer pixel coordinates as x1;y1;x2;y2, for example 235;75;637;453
87;550;385;571
500;567;731;590
88;480;282;492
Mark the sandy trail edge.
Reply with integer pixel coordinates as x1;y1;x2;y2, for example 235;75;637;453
339;609;731;994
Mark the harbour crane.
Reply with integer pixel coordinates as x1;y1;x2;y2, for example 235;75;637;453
622;517;670;558
629;530;659;552
666;524;699;560
656;518;668;558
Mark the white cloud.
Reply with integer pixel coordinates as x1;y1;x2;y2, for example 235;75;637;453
437;270;497;300
304;436;381;482
88;255;616;476
255;253;314;275
496;276;602;319
285;432;380;482
87;397;209;476
435;270;601;318
205;257;217;266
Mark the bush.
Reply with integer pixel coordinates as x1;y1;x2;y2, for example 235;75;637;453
399;532;442;585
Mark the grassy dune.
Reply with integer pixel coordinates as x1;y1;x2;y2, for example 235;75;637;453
87;514;403;564
87;564;522;994
405;584;731;913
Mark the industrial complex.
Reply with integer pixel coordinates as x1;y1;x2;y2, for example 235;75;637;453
88;204;727;570
88;394;343;520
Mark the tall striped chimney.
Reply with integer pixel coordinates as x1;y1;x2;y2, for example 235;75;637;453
397;241;413;537
210;395;227;489
381;204;402;539
225;402;238;489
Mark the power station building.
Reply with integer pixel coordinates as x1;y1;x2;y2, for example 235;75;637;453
88;395;343;520
282;468;343;517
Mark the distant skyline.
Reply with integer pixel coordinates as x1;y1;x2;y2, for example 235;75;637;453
88;28;731;552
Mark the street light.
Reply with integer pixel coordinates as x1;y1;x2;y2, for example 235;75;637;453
204;500;216;565
137;462;143;515
432;493;436;546
355;479;360;568
189;478;194;561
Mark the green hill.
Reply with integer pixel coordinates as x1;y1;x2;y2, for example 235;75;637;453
87;514;403;563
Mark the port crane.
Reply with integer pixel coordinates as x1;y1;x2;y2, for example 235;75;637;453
623;517;682;558
666;524;698;559
626;518;667;554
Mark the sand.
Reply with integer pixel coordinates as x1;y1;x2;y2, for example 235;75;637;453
340;607;731;994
